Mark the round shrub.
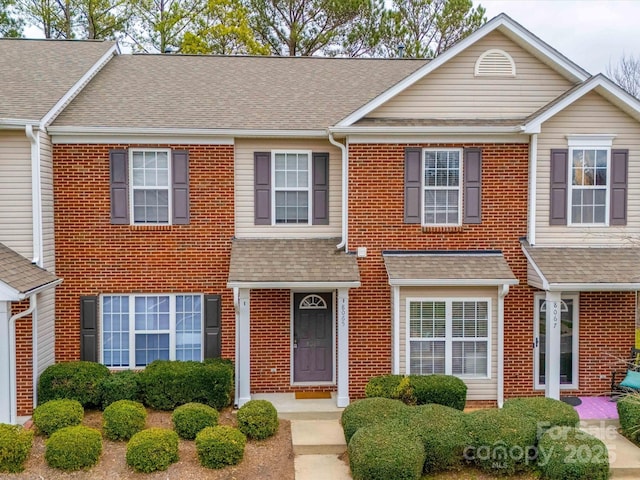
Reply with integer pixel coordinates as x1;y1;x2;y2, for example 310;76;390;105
0;424;34;473
196;425;246;469
365;374;416;404
618;393;640;442
503;397;579;437
98;370;141;409
341;397;408;443
348;419;425;480
45;425;102;471
409;374;467;410
33;399;83;436
172;402;219;440
538;426;609;480
38;361;109;408
465;408;538;475
237;400;278;440
126;428;179;473
103;400;147;441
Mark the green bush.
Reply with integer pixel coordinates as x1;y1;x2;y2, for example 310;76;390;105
465;408;538;475
0;424;34;473
32;399;84;436
364;375;416;404
237;400;278;440
196;425;246;469
349;419;425;480
126;428;179;473
364;374;467;410
98;370;141;409
44;425;102;471
538;426;609;480
103;400;147;441
139;359;234;410
38;361;110;408
618;393;640;442
341;397;408;443
404;404;469;473
172;403;219;440
503;397;579;438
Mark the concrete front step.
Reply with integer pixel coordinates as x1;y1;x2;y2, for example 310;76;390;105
254;393;344;421
294;454;351;480
291;419;347;455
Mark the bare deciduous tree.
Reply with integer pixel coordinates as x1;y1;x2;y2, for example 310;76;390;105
607;53;640;98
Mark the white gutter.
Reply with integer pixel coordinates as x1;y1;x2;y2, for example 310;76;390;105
328;133;348;250
528;133;538;246
329;125;523;135
9;295;36;424
388;278;519;287
547;283;640;292
0;119;39;128
227;281;361;289
25;125;42;267
497;284;509;408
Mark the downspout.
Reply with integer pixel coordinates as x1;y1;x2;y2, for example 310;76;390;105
25;125;43;267
9;295;36;423
497;284;509;408
328;133;348;251
528;133;538;246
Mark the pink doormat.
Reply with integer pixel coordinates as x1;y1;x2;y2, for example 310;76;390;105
573;396;619;420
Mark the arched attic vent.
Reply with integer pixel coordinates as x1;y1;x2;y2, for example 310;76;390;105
474;49;516;77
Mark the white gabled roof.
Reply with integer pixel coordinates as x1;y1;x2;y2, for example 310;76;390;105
336;13;591;128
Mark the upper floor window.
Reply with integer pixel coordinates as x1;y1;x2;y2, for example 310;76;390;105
424;149;462;226
273;151;311;224
131;149;171;224
569;148;608;225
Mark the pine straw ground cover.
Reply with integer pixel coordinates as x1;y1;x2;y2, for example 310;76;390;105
6;409;294;480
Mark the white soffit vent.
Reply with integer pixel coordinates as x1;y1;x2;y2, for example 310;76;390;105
475;49;516;77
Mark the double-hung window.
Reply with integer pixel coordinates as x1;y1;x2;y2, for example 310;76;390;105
408;298;490;377
101;294;202;368
569;147;609;225
131;149;171;224
423;149;462;226
273;151;311;224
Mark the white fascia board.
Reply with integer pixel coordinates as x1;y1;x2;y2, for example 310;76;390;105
388;278;519;287
0;118;39;129
336;14;589;128
548;283;640;292
0;283;21;302
227;281;361;289
347;134;528;144
329;126;523;135
41;44;119;128
520;245;550;290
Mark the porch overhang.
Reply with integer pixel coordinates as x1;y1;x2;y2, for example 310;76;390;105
0;243;61;301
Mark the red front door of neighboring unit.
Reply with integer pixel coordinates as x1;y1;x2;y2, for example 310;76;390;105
293;293;333;383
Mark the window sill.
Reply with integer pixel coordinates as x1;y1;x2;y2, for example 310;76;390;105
421;225;468;234
130;225;174;231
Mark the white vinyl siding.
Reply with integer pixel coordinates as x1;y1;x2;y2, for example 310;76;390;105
36;288;56;377
40;132;55;271
536;91;640;246
273;151;311;224
235;138;342;238
368;31;574;120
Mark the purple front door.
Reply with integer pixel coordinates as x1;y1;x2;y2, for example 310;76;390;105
293;293;333;383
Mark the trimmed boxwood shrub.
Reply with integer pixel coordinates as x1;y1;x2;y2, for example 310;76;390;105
38;361;109;408
45;425;102;471
126;428;179;473
466;408;538;475
364;374;467;410
618;393;640;442
503;397;579;437
0;424;34;473
103;400;147;441
348;419;425;480
172;402;219;440
365;375;416;404
538;426;609;480
196;425;246;469
237;400;278;440
33;399;84;436
98;370;141;409
341;397;408;444
139;359;234;410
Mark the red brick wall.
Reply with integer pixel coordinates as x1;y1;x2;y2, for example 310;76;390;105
12;300;33;415
53;144;235;367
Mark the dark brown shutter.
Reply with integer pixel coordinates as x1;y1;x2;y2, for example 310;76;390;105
172;150;190;224
254;152;271;225
550;149;568;225
610;149;629;225
110;150;129;224
80;296;98;362
404;148;422;224
203;295;221;359
312;152;329;225
463;148;482;224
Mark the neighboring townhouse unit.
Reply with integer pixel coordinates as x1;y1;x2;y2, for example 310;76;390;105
4;13;640;421
0;39;117;422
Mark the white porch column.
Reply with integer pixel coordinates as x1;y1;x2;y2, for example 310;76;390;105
392;286;400;375
337;288;350;408
237;289;251;407
0;302;11;423
545;291;562;400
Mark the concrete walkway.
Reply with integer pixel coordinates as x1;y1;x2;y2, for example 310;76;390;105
580;419;640;479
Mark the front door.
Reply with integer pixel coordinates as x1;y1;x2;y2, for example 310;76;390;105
293;293;333;383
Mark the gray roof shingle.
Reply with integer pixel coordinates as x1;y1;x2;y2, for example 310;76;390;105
0;243;60;295
1;38;116;121
228;238;360;285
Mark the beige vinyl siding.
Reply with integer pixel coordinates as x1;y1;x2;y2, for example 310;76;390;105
235;138;342;238
399;286;498;401
369;31;574;119
0;131;32;257
36;288;56;378
536;91;640;246
40;132;55;272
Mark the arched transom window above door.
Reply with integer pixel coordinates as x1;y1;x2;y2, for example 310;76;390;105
299;294;328;309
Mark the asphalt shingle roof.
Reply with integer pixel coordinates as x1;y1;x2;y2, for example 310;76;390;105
0;243;59;294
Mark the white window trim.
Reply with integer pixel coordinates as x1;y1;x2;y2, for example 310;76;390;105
271;150;313;226
129;148;172;226
422;148;463;227
99;293;204;369
533;293;579;391
567;145;610;227
405;297;492;379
